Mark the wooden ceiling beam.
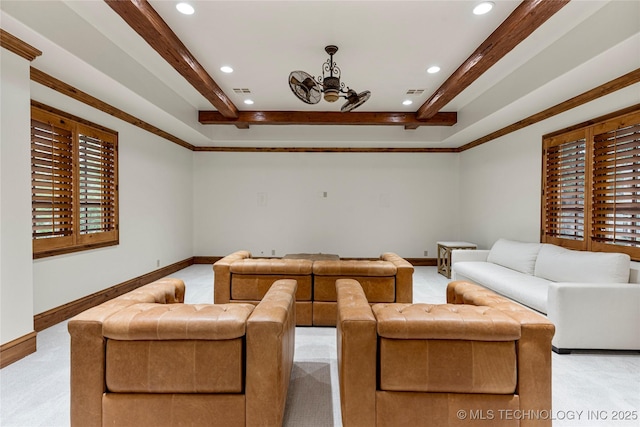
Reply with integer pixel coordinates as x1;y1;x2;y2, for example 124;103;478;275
198;110;457;127
417;0;570;120
104;0;239;119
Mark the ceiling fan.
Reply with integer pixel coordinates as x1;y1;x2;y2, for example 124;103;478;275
288;45;371;112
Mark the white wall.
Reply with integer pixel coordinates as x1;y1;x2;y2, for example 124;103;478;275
458;126;543;250
0;49;35;344
193;151;460;259
30;86;194;314
459;83;640;250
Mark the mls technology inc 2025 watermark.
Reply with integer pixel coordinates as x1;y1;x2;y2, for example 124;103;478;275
455;409;638;422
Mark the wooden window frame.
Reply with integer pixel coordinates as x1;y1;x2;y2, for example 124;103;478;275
542;107;640;261
31;104;118;259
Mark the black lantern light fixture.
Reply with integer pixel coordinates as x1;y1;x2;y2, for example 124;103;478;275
288;45;371;112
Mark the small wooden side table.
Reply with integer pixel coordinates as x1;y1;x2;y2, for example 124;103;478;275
437;241;476;278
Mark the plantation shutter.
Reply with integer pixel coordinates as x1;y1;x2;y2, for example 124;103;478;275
77;125;118;245
542;130;587;249
31;111;74;253
31;104;119;258
590;112;640;258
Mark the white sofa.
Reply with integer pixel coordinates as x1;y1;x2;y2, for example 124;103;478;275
452;238;640;353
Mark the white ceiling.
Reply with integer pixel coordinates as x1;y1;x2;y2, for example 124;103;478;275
1;0;639;148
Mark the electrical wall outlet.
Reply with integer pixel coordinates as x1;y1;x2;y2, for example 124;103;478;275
423;250;428;256
271;249;276;256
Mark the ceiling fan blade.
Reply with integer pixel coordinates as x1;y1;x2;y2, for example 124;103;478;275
341;90;371;112
302;77;317;89
289;71;321;105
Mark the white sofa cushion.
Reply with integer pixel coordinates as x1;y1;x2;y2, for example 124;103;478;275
453;262;549;313
486;239;543;276
534;244;631;283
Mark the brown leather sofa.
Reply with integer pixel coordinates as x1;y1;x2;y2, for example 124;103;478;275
336;279;555;427
213;250;414;326
68;277;297;427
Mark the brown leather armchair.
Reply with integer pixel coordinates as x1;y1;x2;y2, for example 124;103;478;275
336;279;554;427
68;277;297;427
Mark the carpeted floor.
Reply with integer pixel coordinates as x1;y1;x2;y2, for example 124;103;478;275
1;265;639;426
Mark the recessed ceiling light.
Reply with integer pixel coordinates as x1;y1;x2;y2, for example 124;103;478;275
427;66;441;74
244;99;254;105
220;66;233;73
176;2;194;15
473;1;494;15
402;100;413;106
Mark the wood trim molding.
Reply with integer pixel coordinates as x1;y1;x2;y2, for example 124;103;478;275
32;239;119;260
31;100;118;135
30;67;195;151
543;103;640;140
194;146;458;153
417;0;569;120
104;0;239;120
405;258;437;267
33;257;195;331
198;110;457;128
0;29;42;61
0;331;37;369
193;256;223;264
458;68;640;152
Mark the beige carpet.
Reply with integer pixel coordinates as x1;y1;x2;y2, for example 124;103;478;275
1;265;639;427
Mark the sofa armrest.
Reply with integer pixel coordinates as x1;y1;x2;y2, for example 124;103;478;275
68;301;136;427
381;252;414;303
67;278;186;427
446;280;555;426
451;249;490;264
548;282;640;351
213;250;251;303
336;279;377;427
246;279;297;427
118;278;186;303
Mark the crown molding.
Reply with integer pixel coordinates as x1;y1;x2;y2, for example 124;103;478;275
0;29;42;61
194;146;459;153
